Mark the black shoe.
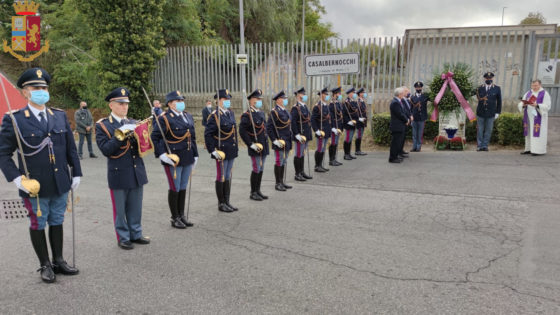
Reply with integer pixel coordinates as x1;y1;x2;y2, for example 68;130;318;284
223;180;238;211
282;183;293;189
274;165;286;190
171;217;187;229
89;153;98;158
477;147;482;151
402;151;409;155
389;159;401;163
131;236;151;244
250;191;264;201
275;183;287;191
520;151;531;155
329;160;336;166
531;153;544;156
37;264;56;283
52;260;79;275
344;154;353;160
302;172;313;179
398;154;408;159
349;154;356;159
355;151;367;156
294;173;306;181
218;203;234;212
482;148;489;151
334;160;343;166
118;241;134;250
256;172;268;199
315;166;326;173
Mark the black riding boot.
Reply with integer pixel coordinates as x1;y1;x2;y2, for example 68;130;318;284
178;189;194;226
344;142;353;160
275;165;286;191
30;229;55;283
216;181;233;212
281;165;292;189
314;151;325;172
223;180;238;211
168;190;186;228
256;171;268;199
49;225;79;275
294;157;305;181
250;172;263;201
356;138;367;155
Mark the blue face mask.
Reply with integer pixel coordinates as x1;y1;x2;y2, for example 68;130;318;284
352;94;358;100
30;90;50;105
255;100;263;108
325;95;331;102
302;95;308;102
363;93;368;98
175;102;185;112
282;99;288;106
337;95;342;101
223;100;231;108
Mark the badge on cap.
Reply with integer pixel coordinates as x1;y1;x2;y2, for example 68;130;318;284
177;91;181;96
36;70;42;78
121;89;126;96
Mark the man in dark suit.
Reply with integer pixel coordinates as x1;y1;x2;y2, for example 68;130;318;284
201;99;212;127
389;87;410;163
0;68;82;283
476;72;502;151
410;82;429;152
400;87;413;159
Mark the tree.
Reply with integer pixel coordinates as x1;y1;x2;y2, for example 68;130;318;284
162;0;204;46
76;0;166;118
519;12;546;25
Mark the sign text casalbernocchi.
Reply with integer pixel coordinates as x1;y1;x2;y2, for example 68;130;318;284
305;53;360;76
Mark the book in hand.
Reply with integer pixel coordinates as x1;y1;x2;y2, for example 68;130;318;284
522;95;537;105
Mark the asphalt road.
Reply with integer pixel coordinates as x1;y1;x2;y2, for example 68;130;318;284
1;146;559;314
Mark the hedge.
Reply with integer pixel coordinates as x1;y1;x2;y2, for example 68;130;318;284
371;113;523;146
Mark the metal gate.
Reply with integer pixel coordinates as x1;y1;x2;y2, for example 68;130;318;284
525;33;560;115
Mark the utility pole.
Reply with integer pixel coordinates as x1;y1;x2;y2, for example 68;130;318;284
239;0;247;111
501;7;507;26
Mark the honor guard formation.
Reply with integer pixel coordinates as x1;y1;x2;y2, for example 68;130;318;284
2;67;552;284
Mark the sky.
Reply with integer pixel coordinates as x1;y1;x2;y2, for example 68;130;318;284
320;0;559;38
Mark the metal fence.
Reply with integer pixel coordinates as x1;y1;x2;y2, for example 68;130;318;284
152;31;560;114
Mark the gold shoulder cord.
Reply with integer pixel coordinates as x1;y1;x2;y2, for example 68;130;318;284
98;120;130;158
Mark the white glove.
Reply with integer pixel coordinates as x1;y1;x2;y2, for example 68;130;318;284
315;130;322;137
359;117;366;122
13;175;29;194
347;121;355;126
494;113;499;119
331;128;338;135
295;134;303;142
71;177;80;190
193;156;198;169
250;143;259;151
273;140;284;148
159;153;175;165
212;150;223;160
119;124;136;132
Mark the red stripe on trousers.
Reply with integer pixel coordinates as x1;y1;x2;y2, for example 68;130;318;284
109;190;120;241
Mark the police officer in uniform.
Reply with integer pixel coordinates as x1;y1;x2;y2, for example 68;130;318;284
354;88;368;155
0;68;81;282
239;89;269;201
342;87;360;160
267;90;293;191
476;72;502;151
96;87;150;250
311;88;331;172
204;89;239;212
328;87;344;166
410;82;429;152
290;87;313;181
151;90;198;229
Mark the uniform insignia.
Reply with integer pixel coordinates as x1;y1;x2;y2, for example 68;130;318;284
24;109;30;117
47;108;54;116
37;70;42;78
121;89;126;96
50;107;64;112
226;89;229;95
96;118;105;124
170;113;174;118
109;115;113;123
177;91;181;96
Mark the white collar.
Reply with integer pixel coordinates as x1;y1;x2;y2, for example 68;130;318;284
298;101;306;106
27;104;46;120
531;88;544;93
171;108;182;116
111;113;125;123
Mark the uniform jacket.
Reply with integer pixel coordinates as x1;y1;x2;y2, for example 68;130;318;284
267;105;292;152
95;115;148;190
342;98;360;130
151;109;198;166
410;93;429;122
239;108;269;157
0;106;82;198
204;108;238;160
329;101;344;131
356;98;368;128
476;84;502;118
311;101;331;138
290;102;313;141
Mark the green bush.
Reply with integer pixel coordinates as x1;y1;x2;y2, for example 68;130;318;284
371;113;392;145
495;113;524;145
